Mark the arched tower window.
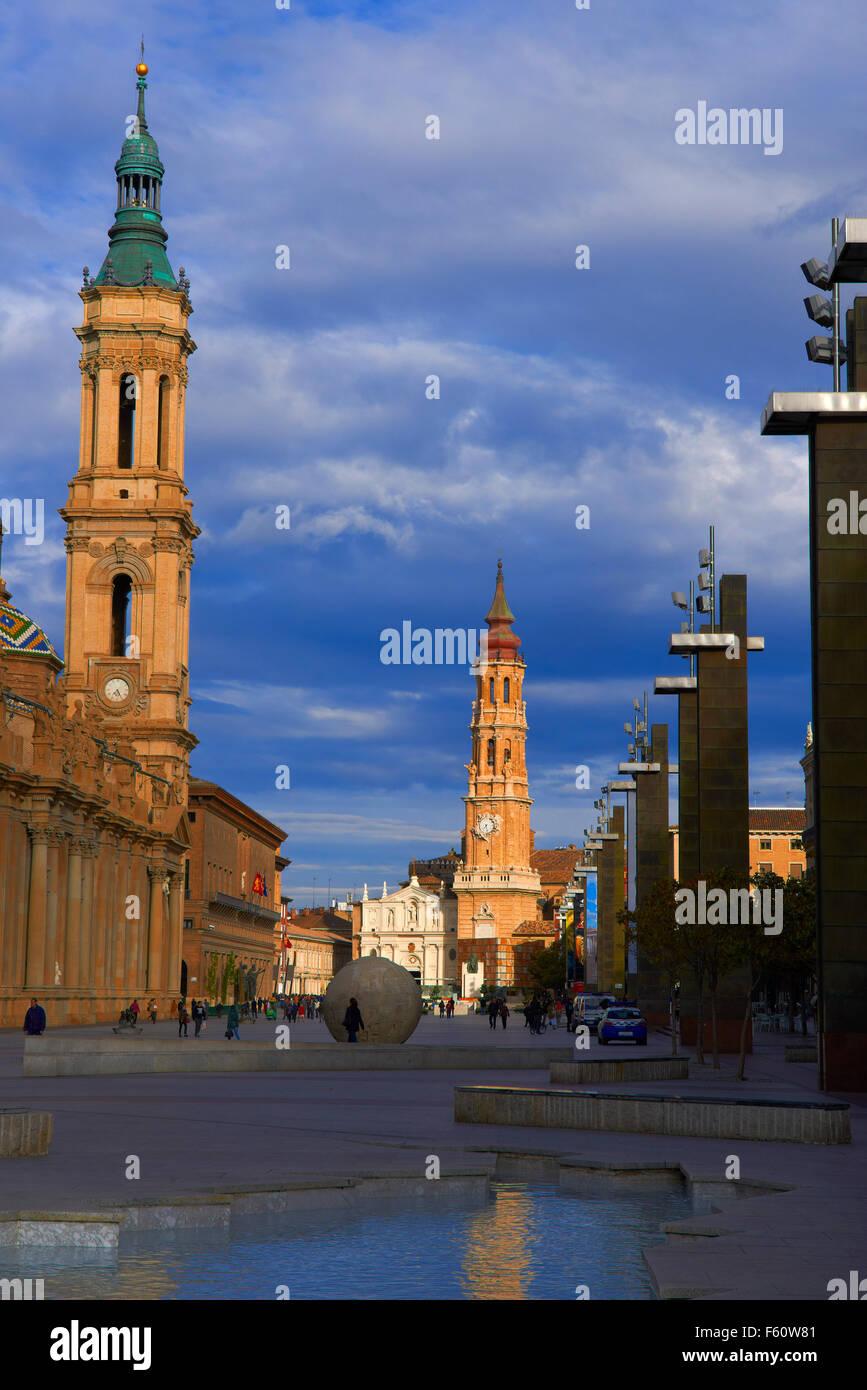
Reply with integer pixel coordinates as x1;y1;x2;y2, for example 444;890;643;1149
111;573;132;657
503;677;510;703
90;379;99;469
118;375;137;469
487;738;495;768
156;376;170;469
489;677;495;703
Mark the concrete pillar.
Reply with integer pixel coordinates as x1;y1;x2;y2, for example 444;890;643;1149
596;806;626;994
167;871;183;996
635;725;671;1025
811;401;867;1090
678;688;699;883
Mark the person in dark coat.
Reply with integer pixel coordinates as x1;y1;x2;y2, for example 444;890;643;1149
226;1003;240;1040
499;1001;509;1029
488;998;499;1029
23;998;46;1035
342;997;364;1043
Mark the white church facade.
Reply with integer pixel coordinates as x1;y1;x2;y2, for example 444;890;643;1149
351;876;459;991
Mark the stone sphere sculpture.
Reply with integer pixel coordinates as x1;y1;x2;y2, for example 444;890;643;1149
323;956;422;1044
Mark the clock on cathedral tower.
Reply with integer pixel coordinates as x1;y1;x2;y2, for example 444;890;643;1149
454;561;546;987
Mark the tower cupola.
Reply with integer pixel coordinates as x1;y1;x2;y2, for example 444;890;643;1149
92;62;177;290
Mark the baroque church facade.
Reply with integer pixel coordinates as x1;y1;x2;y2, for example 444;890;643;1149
0;63;284;1025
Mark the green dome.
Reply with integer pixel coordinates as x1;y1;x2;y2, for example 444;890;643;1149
92;71;178;291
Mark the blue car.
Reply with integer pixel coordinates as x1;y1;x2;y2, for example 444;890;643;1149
598;1007;647;1045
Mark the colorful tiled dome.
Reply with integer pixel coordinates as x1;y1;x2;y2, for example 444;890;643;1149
0;600;60;658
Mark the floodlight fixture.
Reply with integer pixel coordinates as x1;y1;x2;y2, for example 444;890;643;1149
697;569;711;590
671;590;688;609
696;593;711;613
801;257;831;291
804;293;835;329
623;721;633;735
628;743;636;757
698;548;711;568
633;698;641;712
681;620;689;634
806;335;847;366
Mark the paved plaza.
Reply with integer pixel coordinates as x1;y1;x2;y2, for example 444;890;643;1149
1;1013;864;1299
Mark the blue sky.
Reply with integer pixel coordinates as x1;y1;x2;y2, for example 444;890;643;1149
3;0;864;903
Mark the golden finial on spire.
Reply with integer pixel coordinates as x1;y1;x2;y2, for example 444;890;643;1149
136;35;148;77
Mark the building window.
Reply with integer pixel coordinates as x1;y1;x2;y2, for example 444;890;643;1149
789;863;803;879
790;838;802;850
487;738;495;767
503;677;510;702
184;858;190;896
110;573;132;657
759;839;772;851
489;677;495;703
118;374;136;469
758;862;772;873
183;918;193;931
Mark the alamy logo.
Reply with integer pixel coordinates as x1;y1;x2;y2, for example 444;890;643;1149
675;881;783;935
0;498;44;546
827;492;867;534
675;102;783;156
0;1277;44;1299
380;623;489;672
49;1320;151;1371
827;1270;867;1299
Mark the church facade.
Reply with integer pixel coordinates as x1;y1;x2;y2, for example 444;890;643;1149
352;876;458;990
0;63;285;1026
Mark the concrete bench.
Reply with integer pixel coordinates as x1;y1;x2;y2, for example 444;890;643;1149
550;1057;689;1084
0;1110;53;1157
454;1086;850;1144
23;1038;571;1077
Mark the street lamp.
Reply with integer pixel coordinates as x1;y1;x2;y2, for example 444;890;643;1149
802;223;847;390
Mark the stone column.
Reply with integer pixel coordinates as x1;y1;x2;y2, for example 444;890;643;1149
78;842;96;1016
24;827;50;988
166;871;183;997
146;866;166;994
65;837;84;990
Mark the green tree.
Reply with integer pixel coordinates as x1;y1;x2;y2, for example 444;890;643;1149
629;880;686;1057
528;940;567;992
205;954;219;1001
220;952;237;1005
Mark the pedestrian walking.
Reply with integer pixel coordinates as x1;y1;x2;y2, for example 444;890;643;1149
438;998;445;1017
342;996;364;1044
488;998;499;1029
23;998;46;1035
446;997;454;1019
225;1003;240;1041
147;998;157;1024
130;998;140;1024
499;1001;509;1030
192;999;206;1037
178;1003;190;1038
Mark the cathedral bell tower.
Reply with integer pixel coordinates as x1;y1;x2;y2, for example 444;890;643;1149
455;562;543;986
60;61;199;793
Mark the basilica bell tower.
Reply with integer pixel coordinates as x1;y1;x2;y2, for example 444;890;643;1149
454;562;543;986
61;60;199;794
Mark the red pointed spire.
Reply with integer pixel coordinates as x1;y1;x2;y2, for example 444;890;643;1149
485;558;520;658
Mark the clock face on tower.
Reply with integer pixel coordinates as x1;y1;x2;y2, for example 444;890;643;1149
103;675;131;705
477;814;497;837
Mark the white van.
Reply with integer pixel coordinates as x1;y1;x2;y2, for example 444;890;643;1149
571;994;617;1034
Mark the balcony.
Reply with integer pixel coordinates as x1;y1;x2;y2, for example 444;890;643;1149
210;891;281;924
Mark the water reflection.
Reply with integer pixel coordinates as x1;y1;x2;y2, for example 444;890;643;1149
2;1180;699;1301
